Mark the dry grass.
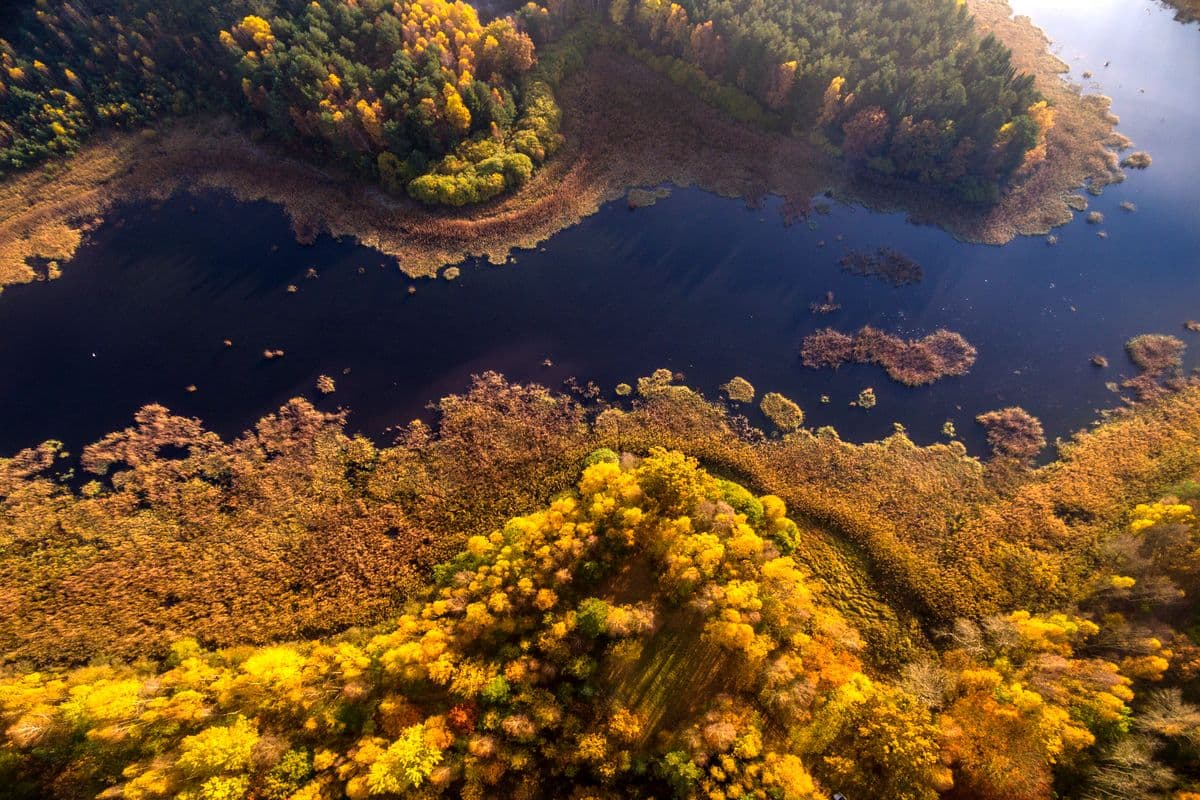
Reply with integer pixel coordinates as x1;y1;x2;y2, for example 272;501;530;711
720;376;755;403
802;326;978;386
839;248;924;286
5;370;1200;667
1127;334;1187;373
975;406;1047;460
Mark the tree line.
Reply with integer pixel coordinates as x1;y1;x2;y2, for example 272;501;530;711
0;0;560;205
607;0;1052;204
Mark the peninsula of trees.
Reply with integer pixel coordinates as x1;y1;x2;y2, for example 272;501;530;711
3;0;1050;207
1;0;557;205
0;0;1132;289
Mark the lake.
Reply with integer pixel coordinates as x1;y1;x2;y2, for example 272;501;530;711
0;0;1197;458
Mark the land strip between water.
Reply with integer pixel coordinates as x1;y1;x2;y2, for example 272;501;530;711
0;0;1132;290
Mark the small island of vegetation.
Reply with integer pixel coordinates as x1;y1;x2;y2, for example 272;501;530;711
801;326;978;386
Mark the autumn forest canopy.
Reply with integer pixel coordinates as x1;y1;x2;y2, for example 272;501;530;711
4;0;1194;798
0;0;1053;206
3;373;1200;798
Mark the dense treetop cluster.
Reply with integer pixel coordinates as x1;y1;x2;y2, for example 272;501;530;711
609;0;1053;202
3;0;1058;207
223;0;550;205
5;446;1195;800
0;0;558;204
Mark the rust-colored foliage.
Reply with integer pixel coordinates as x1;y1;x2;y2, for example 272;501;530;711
1127;334;1186;374
838;247;923;286
802;326;977;386
5;373;1200;670
0;374;590;666
975;407;1047;461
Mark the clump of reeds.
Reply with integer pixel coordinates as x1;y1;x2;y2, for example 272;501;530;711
1121;151;1152;169
976;407;1046;460
800;328;855;369
760;392;803;431
810;290;840;314
626;187;671;209
721;377;755;403
1126;334;1186;373
801;326;977;386
838;247;923;286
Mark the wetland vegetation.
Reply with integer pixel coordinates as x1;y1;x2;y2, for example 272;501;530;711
800;327;978;387
2;0;1200;798
4;376;1200;798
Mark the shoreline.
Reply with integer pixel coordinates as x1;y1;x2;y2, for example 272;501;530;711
0;0;1132;289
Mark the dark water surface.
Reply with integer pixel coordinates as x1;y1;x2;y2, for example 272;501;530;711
0;0;1197;457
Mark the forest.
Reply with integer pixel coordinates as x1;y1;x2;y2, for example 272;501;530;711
0;0;557;205
1;373;1200;798
0;1;1188;798
0;0;1050;208
606;0;1050;203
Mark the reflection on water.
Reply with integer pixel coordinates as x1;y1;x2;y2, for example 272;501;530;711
0;0;1197;457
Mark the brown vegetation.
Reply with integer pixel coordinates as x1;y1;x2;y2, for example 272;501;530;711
759;392;804;431
1121;151;1153;169
810;290;841;314
1127;334;1187;373
800;328;855;369
801;326;978;386
1161;0;1200;22
839;248;923;286
720;376;755;403
975;406;1047;460
6;370;1200;671
626;186;671;208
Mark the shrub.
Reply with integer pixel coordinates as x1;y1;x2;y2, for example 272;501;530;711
760;393;804;432
976;407;1046;460
721;376;756;403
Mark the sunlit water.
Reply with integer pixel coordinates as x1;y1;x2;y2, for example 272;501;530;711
0;0;1197;456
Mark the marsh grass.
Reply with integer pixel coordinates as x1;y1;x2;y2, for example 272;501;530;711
1127;334;1187;373
1121;151;1153;169
838;248;923;286
975;407;1046;460
720;377;755;403
802;326;977;386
